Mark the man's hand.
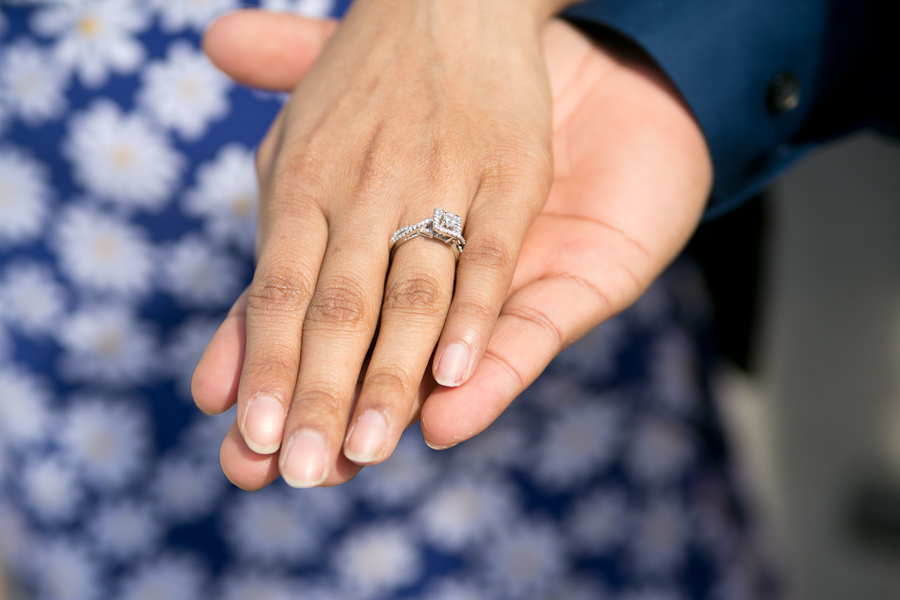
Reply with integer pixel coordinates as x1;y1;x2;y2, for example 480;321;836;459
193;11;711;489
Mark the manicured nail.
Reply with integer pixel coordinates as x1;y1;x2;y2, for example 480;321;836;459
344;410;388;464
242;394;285;455
281;429;328;488
435;343;469;387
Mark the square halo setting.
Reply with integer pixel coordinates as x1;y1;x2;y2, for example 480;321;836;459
432;207;462;239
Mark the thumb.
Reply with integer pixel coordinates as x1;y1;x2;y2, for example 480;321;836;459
203;9;338;91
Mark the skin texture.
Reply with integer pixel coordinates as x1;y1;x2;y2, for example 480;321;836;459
193;11;712;490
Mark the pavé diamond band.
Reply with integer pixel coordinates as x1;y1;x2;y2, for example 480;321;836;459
389;208;465;256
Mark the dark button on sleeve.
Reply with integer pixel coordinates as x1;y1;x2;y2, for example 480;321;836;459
767;72;801;115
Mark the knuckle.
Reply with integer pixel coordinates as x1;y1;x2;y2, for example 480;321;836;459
482;143;552;195
365;369;414;396
243;346;298;381
269;148;327;208
459;235;514;273
451;299;497;327
247;269;313;317
384;273;447;314
292;386;346;420
306;275;369;328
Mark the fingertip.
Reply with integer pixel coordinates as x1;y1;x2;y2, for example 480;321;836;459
320;454;365;486
191;314;244;415
220;421;282;491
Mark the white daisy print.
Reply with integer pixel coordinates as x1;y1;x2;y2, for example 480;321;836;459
22;455;84;522
0;504;33;569
55;204;154;297
626;417;694;487
64;100;183;210
178;406;235;462
137;41;230;140
217;572;296;600
153;456;226;523
564;486;628;555
0;99;10;137
417;475;517;551
30;0;151;88
450;416;527;473
629;280;671;326
151;0;239;32
34;539;100;600
0;261;67;335
57;304;159;386
88;500;162;561
532;399;622;490
295;484;353;530
648;328;701;415
628;496;689;577
159;235;244;307
116;553;207;600
543;577;612;600
333;523;422;599
165;316;221;402
483;521;566;600
425;579;487;600
521;372;581;412
261;0;336;17
550;317;624;385
223;488;320;565
183;143;258;252
0;39;69;124
0;145;52;246
60;396;152;490
0;365;53;446
355;431;438;507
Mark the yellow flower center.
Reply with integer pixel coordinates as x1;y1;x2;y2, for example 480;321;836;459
231;194;254;217
95;329;123;356
112;146;135;168
179;78;201;98
78;15;102;38
93;234;121;261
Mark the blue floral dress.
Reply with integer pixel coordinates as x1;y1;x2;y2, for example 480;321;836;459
0;2;780;599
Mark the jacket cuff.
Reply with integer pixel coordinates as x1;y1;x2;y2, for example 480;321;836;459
562;0;829;217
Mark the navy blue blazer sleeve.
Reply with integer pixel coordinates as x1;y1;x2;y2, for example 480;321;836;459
562;0;900;218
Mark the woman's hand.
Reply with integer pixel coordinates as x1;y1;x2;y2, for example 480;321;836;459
192;1;576;488
194;11;711;490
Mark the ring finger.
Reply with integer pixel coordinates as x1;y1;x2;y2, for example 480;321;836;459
342;203;465;464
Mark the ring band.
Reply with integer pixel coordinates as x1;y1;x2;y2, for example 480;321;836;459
390;208;465;255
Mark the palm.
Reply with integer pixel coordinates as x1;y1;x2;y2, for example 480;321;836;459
198;13;710;488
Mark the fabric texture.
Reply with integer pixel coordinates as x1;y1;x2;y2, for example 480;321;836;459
0;2;778;599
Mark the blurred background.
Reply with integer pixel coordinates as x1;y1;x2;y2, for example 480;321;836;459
712;131;900;600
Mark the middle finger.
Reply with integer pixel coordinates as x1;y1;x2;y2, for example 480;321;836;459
278;222;389;488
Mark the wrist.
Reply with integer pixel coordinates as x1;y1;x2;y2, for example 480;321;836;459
348;0;580;35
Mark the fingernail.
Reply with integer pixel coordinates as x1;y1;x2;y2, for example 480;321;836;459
344;410;388;464
424;439;457;451
435;343;469;387
242;394;285;455
281;429;328;488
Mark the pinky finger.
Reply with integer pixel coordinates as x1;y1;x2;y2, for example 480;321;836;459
191;289;249;416
419;275;609;450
